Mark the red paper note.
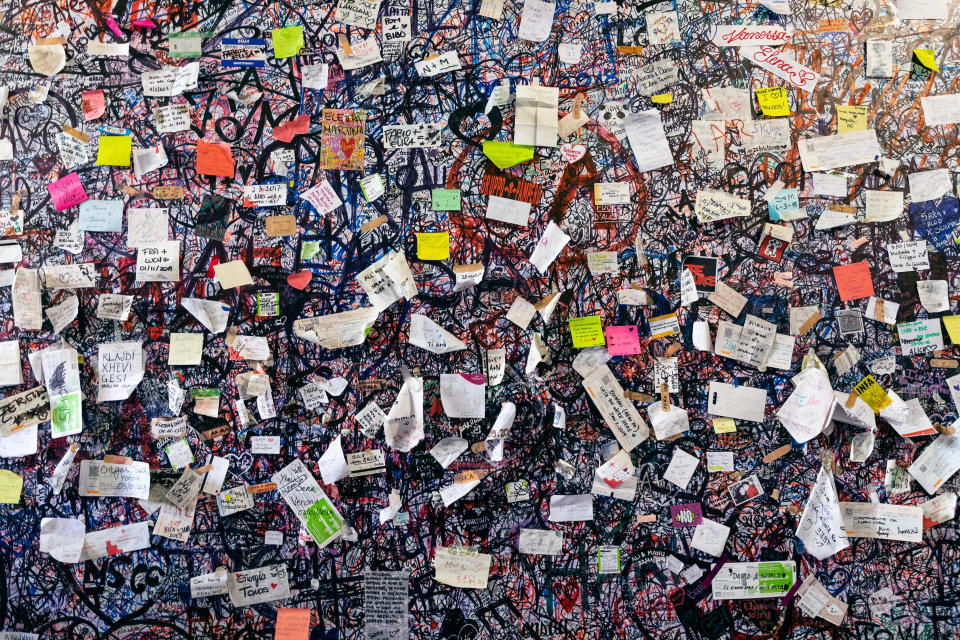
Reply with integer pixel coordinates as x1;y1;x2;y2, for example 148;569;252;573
48;172;88;211
196;140;236;178
274;607;310;640
81;89;105;120
833;261;875;301
273;113;310;142
604;325;643;356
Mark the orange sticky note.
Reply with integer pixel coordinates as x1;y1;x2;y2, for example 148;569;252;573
275;607;310;640
833;261;875;302
196;140;236;178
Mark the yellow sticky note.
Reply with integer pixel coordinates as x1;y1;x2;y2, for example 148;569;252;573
854;375;892;413
273;26;304;58
96;135;132;166
943;316;960;344
482;141;535;170
417;232;450;260
0;469;23;503
569;315;605;348
914;49;938;72
755;87;790;117
837;105;868;134
713;417;736;434
652;92;672;104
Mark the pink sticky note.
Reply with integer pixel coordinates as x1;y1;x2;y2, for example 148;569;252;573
48;172;88;211
81;89;105;120
604;325;642;356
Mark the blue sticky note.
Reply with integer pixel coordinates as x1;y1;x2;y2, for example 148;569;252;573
768;188;800;220
79;199;124;232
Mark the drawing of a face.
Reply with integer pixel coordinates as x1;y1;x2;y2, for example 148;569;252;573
597;101;627;140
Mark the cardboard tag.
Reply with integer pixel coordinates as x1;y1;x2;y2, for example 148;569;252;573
624;391;653;402
153;185;184;199
102;454;133;465
875;298;885;323
636;514;657;523
660;382;670;411
470;441;487;453
664;342;681;357
338;34;353;56
265;215;297;237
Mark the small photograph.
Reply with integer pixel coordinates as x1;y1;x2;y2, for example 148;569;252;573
729;474;764;506
836;309;864;335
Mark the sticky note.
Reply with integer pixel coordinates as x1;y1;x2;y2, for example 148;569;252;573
81;89;105;120
96;135;132;166
196;140;236;178
417;232;450;260
275;607;311;640
943;315;960;344
914;49;938;72
569;315;605;348
483;141;535;169
604;325;642;355
272;26;304;58
213;259;254;288
48;172;88;211
837;105;868;134
652;92;672;104
768;188;800;220
712;417;736;433
833;261;875;301
755;87;790;117
432;189;461;211
79;199;123;232
0;469;23;503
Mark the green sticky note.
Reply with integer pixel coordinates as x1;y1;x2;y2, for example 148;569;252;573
96;135;132;166
304;498;345;546
569;315;605;348
483;141;535;170
913;49;938;72
758;562;794;594
432;188;461;211
273;26;304;58
301;241;320;260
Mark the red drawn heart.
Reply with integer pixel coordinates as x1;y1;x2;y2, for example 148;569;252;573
287;270;312;289
340;138;357;159
560;143;587;163
270;583;278;589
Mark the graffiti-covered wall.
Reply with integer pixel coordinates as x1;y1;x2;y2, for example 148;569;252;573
1;0;959;638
